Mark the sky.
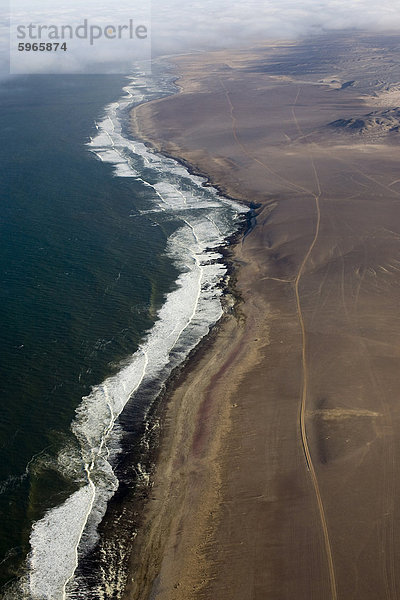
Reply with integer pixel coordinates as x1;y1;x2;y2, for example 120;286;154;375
1;0;400;75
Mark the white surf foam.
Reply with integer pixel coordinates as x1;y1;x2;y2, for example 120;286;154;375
25;65;246;600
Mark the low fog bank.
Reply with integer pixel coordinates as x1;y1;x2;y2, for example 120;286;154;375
1;0;400;75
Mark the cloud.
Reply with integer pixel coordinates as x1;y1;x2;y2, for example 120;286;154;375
2;0;400;75
151;0;400;55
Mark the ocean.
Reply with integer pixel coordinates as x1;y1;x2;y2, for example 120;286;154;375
0;63;245;599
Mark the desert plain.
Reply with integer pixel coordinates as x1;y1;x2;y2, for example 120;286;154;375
125;33;400;600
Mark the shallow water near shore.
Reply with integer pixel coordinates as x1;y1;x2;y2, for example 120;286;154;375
0;64;245;598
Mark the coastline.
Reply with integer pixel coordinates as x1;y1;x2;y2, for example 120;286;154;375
115;156;250;597
54;67;249;600
124;53;277;599
122;61;256;599
129;70;256;206
122;241;254;600
122;312;245;597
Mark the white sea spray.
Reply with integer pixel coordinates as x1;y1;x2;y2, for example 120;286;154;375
19;64;247;600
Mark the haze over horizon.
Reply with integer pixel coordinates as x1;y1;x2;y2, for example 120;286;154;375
2;0;400;74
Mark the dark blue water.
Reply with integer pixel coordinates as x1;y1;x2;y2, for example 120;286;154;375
0;74;179;591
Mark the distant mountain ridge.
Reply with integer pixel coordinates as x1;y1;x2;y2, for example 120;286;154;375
329;107;400;136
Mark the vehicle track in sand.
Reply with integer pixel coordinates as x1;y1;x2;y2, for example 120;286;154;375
291;87;337;600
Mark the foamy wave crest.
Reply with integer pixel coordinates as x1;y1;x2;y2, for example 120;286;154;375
22;64;246;599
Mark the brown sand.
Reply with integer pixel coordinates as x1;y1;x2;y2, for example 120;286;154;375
124;37;400;599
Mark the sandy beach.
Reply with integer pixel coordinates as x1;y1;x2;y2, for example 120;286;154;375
124;34;400;599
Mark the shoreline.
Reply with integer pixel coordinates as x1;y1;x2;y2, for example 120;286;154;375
117;201;250;599
121;65;255;599
121;311;243;596
43;67;250;600
123;56;276;599
130;96;255;206
121;271;250;600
